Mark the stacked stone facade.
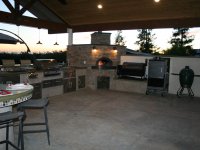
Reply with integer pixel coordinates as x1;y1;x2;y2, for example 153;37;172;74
67;31;126;68
91;32;111;45
67;44;126;68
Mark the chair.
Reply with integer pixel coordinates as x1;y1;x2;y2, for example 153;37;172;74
0;111;25;150
17;98;50;145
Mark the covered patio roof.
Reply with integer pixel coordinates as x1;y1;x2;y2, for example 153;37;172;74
0;0;200;33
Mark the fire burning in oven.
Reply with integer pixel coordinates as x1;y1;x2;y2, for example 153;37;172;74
96;57;113;69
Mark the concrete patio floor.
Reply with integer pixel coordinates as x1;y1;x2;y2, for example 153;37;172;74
15;88;200;150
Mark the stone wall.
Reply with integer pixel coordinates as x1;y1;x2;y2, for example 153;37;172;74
67;44;126;68
91;32;111;45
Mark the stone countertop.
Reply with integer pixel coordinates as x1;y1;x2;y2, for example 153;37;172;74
0;84;33;107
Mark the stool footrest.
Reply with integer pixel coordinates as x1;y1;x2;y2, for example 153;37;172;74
24;122;46;126
0;140;21;150
23;129;47;134
0;111;24;150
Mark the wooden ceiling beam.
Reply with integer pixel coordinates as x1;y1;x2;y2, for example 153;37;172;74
19;0;38;16
2;0;15;13
3;0;38;20
14;0;20;12
72;18;200;32
0;11;69;32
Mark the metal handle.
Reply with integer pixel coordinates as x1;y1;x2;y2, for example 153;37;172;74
44;82;50;85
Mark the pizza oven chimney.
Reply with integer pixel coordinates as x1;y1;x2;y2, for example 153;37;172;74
91;31;111;45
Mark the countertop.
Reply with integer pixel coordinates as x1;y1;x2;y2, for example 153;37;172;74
0;84;33;107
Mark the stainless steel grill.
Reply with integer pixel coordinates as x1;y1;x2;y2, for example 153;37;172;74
34;59;61;76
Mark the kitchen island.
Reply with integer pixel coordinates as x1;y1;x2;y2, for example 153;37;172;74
0;84;33;107
0;84;33;149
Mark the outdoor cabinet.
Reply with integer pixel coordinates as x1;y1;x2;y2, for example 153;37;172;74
31;83;42;99
53;78;63;86
63;67;76;93
63;78;76;92
42;80;52;88
97;76;110;89
42;78;63;98
78;75;85;89
42;78;63;88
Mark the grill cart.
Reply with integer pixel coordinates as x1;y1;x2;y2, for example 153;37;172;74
146;57;169;96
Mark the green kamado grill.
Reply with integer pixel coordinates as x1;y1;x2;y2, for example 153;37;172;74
177;66;194;97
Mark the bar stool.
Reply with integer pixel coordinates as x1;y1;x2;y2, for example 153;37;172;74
0;111;25;150
17;98;50;145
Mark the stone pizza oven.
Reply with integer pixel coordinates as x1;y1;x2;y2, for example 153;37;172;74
67;31;126;68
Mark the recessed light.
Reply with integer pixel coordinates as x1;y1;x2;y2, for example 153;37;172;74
154;0;160;2
97;4;103;9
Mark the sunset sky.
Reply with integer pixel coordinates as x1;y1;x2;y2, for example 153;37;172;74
0;1;200;53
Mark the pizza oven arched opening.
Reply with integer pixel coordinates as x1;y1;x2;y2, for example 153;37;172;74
96;57;113;69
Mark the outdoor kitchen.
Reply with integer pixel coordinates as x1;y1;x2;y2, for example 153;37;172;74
1;31;200;98
0;31;151;100
1;1;200;150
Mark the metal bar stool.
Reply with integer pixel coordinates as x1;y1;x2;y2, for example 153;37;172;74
17;98;50;145
0;111;25;150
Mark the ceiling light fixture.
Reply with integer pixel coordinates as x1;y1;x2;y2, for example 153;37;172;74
36;28;42;44
17;25;20;43
113;47;118;53
15;25;23;44
92;46;97;52
54;42;59;45
97;4;103;9
154;0;160;3
54;34;59;45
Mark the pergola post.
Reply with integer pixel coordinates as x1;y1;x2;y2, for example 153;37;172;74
67;28;73;45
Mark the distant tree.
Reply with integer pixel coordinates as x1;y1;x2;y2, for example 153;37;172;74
115;30;125;46
135;29;156;53
164;28;195;56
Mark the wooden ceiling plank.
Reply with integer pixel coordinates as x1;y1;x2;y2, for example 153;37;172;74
72;18;200;32
58;0;68;5
1;0;200;33
38;0;70;26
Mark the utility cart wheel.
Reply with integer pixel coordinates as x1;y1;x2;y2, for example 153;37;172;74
146;90;149;95
161;92;167;97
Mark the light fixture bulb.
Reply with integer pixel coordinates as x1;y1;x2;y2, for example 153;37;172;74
113;50;118;53
92;46;97;53
154;0;160;3
97;4;103;9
